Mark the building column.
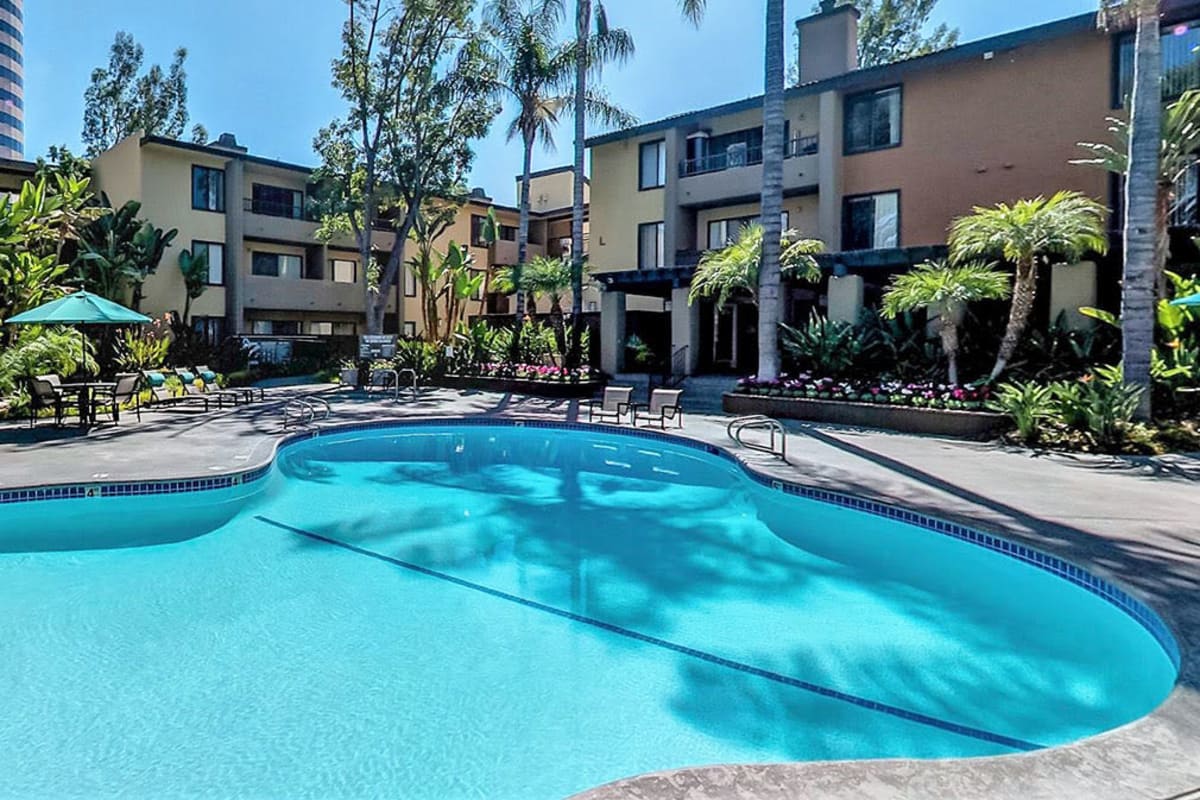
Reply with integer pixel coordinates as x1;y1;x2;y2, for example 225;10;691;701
661;129;691;267
1050;260;1098;331
223;157;246;334
670;286;700;375
816;89;842;250
600;290;626;375
826;274;863;324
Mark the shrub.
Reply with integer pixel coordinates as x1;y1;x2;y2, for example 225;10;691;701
987;382;1057;444
780;314;869;378
1052;365;1144;448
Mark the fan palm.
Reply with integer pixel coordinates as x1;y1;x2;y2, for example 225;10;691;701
689;223;823;310
881;259;1011;385
1076;0;1165;419
948;191;1108;380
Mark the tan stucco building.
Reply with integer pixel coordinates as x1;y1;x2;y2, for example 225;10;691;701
587;2;1200;375
91;132;588;342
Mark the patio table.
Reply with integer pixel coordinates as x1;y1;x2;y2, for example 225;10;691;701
60;381;116;427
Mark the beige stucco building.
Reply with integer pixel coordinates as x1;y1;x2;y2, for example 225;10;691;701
91;132;588;342
587;2;1200;375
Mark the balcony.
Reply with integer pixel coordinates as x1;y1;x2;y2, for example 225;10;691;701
243;197;320;243
244;197;307;220
676;136;820;208
243;274;363;313
679;136;818;178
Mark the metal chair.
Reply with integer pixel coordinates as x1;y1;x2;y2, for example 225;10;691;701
633;388;684;429
93;372;143;424
27;376;68;428
586;386;633;424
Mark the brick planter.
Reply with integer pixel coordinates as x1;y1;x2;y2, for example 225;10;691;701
439;375;602;398
723;392;1008;439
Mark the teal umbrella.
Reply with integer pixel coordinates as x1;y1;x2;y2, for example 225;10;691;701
1170;292;1200;307
3;290;151;374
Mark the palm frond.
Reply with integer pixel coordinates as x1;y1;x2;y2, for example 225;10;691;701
948;190;1109;267
881;259;1011;318
689;223;823;309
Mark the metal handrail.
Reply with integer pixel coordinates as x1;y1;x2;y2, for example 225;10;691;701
679;135;819;177
396;368;419;401
282;395;333;429
726;415;787;462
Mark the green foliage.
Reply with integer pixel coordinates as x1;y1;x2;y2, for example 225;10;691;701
624;334;657;370
116;318;172;371
949;191;1109;269
855;308;943;381
408;203;486;342
690;223;823;309
1075;89;1200;187
0;327;97;413
73;194;179;309
177;248;209;324
82;32;205;157
881;259;1010;317
987;382;1057;444
817;0;959;69
780;314;868;378
1052;366;1144;448
391;338;439;380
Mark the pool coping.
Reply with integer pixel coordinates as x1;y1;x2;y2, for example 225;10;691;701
1;416;1196;800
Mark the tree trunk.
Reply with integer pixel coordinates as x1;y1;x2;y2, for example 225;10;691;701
1123;0;1161;421
361;152;380;335
990;262;1037;380
756;0;786;382
511;132;535;361
568;0;591;369
939;321;960;386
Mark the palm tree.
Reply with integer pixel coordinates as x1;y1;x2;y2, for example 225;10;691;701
881;259;1011;385
1079;0;1164;419
757;0;787;382
948;191;1108;381
567;1;639;367
689;223;823;309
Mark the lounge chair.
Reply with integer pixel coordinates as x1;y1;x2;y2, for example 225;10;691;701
586;386;633;424
92;372;143;424
633;388;684;429
142;370;211;412
180;367;241;407
27;376;70;428
197;364;263;402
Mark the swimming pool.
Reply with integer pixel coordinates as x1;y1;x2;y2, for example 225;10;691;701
0;422;1178;799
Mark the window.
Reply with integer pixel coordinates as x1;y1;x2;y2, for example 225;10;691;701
842;192;900;251
192;165;225;212
1171;162;1200;227
470;269;485;301
844;86;901;154
191;316;224;345
251;252;303;278
639;140;666;189
333;321;356;336
499;224;517;241
250;183;304;219
308;321;333;336
1117;20;1200;105
637;221;665;269
251;320;300;335
705;212;790;250
403;321;417;338
331;258;356;284
192;241;224;285
404;265;417;296
470;214;490;246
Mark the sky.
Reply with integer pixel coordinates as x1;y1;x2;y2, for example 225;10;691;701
25;0;1097;206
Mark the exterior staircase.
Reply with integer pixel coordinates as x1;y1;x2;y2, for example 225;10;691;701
610;373;737;415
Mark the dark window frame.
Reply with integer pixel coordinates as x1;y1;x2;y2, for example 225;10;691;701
250;182;305;219
637;220;665;270
841;190;902;251
638;139;667;191
843;85;903;156
192;240;225;286
470;214;490;247
250;250;303;278
191;165;225;213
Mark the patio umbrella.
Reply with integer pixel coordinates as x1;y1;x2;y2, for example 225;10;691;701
1170;291;1200;307
2;290;151;374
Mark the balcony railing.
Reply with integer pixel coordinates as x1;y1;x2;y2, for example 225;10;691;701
679;135;819;177
244;197;307;220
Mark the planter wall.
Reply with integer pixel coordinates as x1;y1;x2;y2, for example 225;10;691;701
723;393;1008;439
439;375;602;398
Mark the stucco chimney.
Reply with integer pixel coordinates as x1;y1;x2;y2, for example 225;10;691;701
795;1;859;85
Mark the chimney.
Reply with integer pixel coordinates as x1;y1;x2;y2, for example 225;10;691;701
209;133;249;153
795;1;859;85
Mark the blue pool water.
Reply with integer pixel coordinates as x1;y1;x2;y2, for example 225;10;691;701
0;425;1177;799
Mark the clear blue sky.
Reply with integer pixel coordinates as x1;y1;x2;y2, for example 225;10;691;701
26;0;1096;206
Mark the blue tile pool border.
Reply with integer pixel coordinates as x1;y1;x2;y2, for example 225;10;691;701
0;417;1181;671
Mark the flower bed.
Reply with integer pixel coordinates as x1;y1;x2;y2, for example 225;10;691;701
727;374;1005;438
439;364;601;398
735;375;992;410
471;363;595;383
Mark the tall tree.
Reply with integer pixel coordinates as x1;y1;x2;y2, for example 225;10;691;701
72;195;178;310
567;0;636;366
313;0;500;335
817;0;958;69
948;192;1109;380
757;0;788;382
81;32;207;157
1098;0;1163;420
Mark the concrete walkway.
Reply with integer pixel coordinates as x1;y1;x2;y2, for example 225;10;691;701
1;385;1198;800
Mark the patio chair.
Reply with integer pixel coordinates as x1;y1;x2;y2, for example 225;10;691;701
92;372;143;424
182;367;242;407
197;364;263;402
142;370;211;412
174;368;237;408
26;376;69;428
586;386;633;424
633;388;684;429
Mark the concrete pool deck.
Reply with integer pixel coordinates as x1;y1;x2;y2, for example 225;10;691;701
1;384;1198;800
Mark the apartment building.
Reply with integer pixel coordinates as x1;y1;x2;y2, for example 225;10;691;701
91;132;587;342
588;0;1200;375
